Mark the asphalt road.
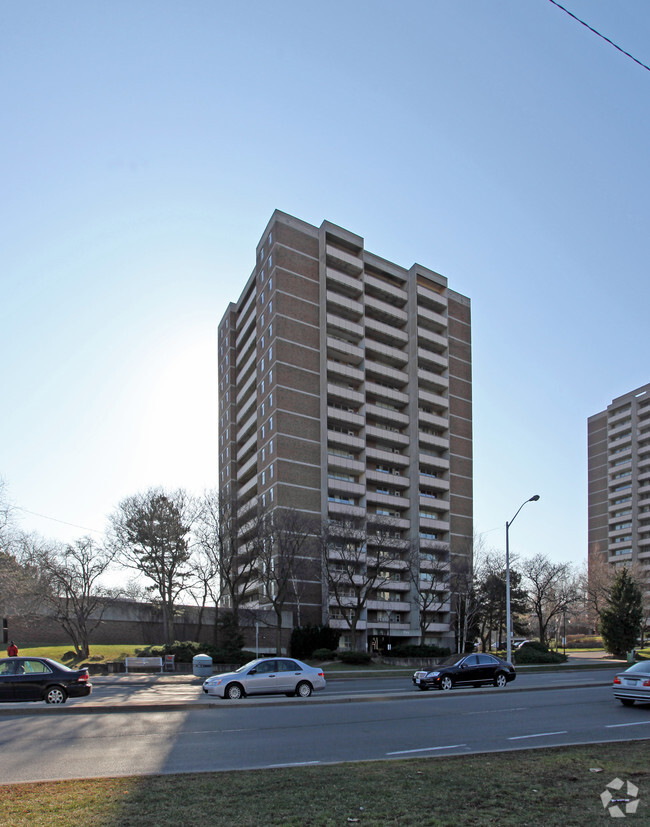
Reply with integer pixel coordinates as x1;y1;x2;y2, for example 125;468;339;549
2;669;649;784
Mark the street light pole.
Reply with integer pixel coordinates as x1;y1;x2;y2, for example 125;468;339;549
506;494;540;665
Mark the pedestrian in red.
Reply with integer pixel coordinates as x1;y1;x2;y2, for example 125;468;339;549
7;641;18;657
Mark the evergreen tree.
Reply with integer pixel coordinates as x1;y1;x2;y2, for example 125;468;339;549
599;568;643;658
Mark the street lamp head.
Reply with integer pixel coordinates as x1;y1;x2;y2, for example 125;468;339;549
529;494;540;502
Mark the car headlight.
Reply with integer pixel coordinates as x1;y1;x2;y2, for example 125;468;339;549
427;671;440;678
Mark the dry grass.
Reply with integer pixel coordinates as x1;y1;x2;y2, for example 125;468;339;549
2;740;648;826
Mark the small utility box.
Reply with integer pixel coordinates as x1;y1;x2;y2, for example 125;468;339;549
192;654;213;677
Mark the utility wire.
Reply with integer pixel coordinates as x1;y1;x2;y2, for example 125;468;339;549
13;505;103;535
547;0;650;73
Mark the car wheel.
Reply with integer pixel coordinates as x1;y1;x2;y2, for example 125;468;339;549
418;685;429;691
226;683;244;700
494;673;507;688
473;683;481;688
296;681;312;698
620;698;635;707
45;686;67;705
440;676;453;691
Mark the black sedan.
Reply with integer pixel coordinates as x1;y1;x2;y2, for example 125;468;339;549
413;653;516;691
0;657;92;704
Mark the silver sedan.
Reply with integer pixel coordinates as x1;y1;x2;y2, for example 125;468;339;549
612;660;650;706
202;657;326;700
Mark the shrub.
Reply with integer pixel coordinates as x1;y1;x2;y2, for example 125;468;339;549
337;650;372;665
311;648;338;661
290;625;341;660
514;642;567;664
385;644;450;658
135;641;254;665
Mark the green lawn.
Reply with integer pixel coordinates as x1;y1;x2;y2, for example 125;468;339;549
1;740;648;825
18;645;145;665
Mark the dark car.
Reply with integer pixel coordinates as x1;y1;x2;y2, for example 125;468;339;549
0;657;92;704
413;653;516;691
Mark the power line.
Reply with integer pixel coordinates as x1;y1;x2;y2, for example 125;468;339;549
13;505;103;535
547;0;650;73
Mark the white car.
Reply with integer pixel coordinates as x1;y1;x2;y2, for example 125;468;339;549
202;657;326;700
612;661;650;706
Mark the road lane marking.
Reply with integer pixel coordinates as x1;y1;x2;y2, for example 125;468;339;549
508;731;567;740
386;744;466;755
266;761;321;768
606;721;650;728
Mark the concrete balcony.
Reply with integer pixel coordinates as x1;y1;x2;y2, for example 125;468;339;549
417;305;447;334
417;284;447;313
328;501;366;520
328;428;365;452
366;359;409;390
327;312;364;342
419;515;449;533
364;272;407;306
367;490;410;511
237;474;258;500
366;446;409;467
325;266;363;297
419;431;448;452
365;337;408;369
328;405;365;430
367;468;409;489
236;369;257;407
366;402;409;429
235;309;256;351
419;409;448;430
419;455;450;474
328;478;365;498
366;380;409;408
328;618;367;631
327;361;365;387
365;294;408;327
326;290;364;322
237;431;257;464
236;391;256;425
365;317;408;347
417;368;449;395
237;409;257;444
326;243;363;276
327;335;364;365
366;599;411;612
418;346;448;374
418;475;450;494
366;424;409;449
237;453;257;483
418;388;448;414
417;326;448;354
328;452;365;475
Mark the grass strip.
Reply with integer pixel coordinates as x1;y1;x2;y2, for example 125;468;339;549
2;740;648;826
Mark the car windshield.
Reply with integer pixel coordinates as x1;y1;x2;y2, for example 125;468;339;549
235;659;262;674
624;662;650;675
438;654;469;667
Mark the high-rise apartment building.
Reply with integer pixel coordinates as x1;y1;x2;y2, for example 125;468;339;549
588;382;650;605
218;210;472;650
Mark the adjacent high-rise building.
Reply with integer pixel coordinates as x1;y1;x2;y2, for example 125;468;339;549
588;382;650;605
218;210;472;650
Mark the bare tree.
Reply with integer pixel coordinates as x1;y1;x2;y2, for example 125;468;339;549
449;555;481;654
523;554;580;646
321;516;404;651
193;490;259;634
255;507;313;653
109;488;196;645
406;540;450;645
30;537;118;658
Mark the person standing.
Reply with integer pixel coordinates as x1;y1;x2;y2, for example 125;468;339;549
7;641;18;657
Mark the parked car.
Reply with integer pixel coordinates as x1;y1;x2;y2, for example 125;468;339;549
0;657;92;704
202;657;326;700
413;653;516;691
612;661;650;706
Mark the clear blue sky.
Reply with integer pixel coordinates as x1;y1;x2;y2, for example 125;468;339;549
2;1;649;567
